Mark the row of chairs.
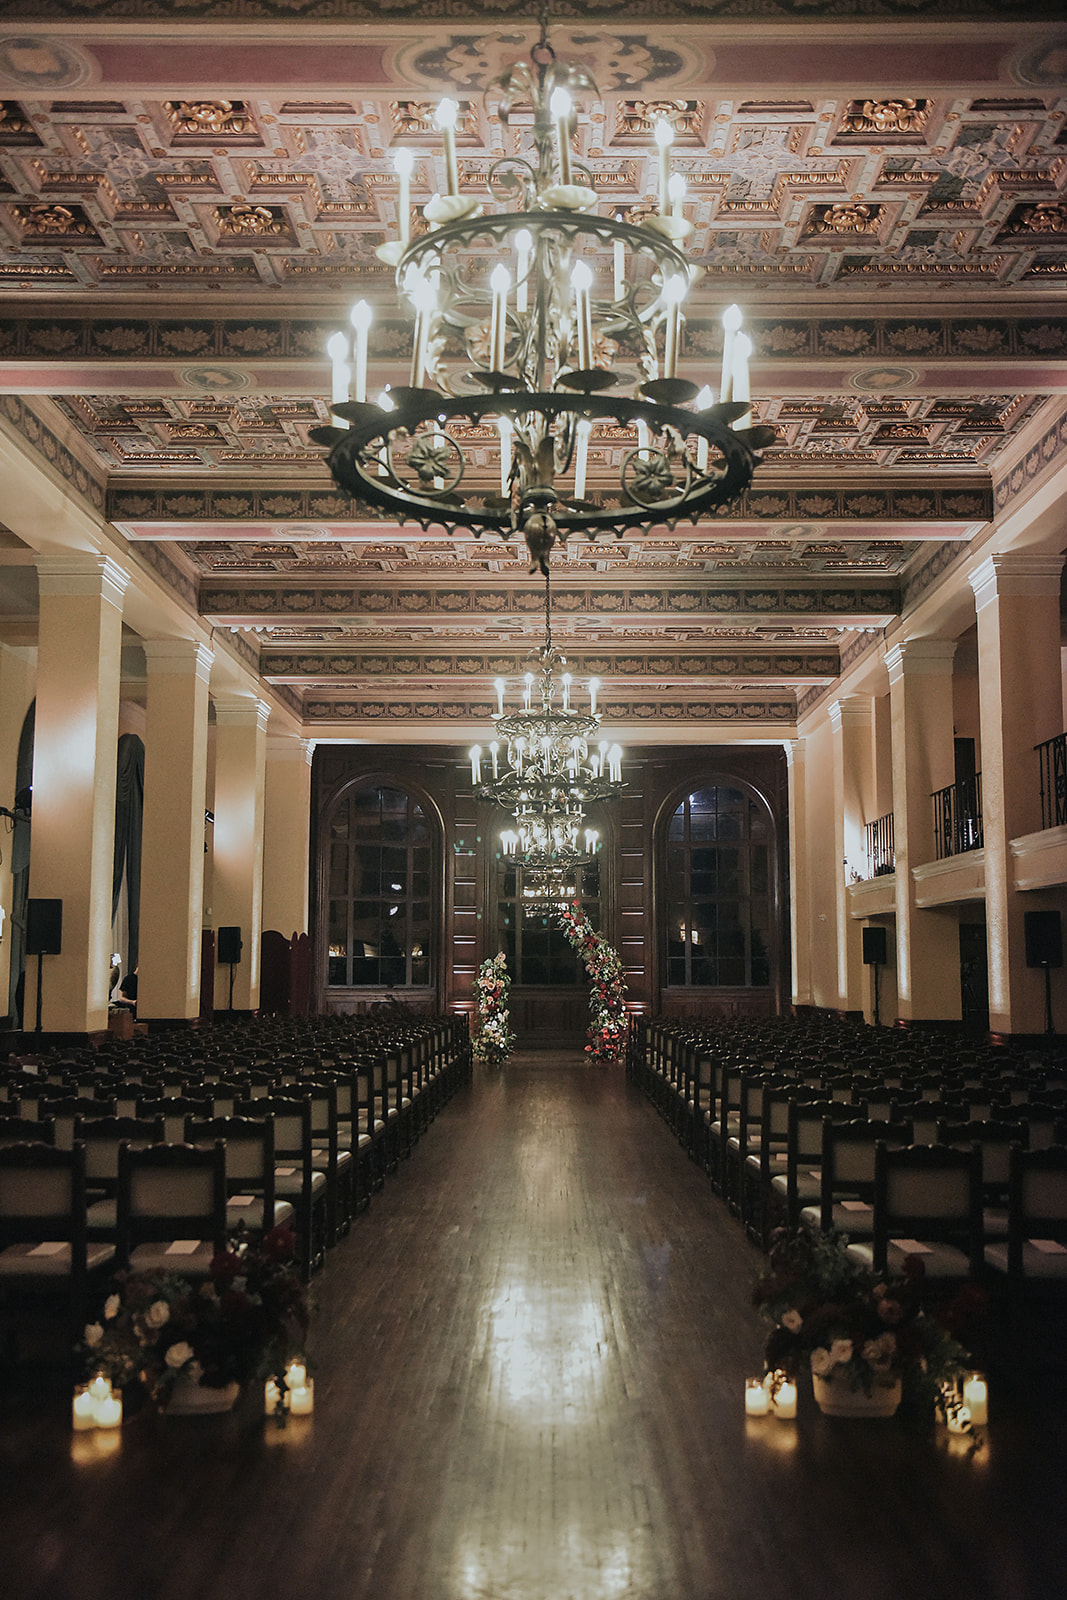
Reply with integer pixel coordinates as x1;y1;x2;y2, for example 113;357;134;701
629;1017;1067;1354
0;1015;472;1368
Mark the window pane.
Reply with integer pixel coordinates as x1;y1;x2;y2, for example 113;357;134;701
663;783;773;990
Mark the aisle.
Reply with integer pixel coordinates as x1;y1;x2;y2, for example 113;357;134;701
3;1053;1064;1600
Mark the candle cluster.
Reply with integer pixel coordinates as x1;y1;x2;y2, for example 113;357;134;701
264;1358;314;1420
745;1372;797;1420
73;1374;122;1431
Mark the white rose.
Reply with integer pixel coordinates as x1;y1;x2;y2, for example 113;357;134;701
145;1300;170;1330
164;1340;195;1369
829;1339;854;1367
84;1322;104;1348
810;1348;833;1377
782;1309;803;1333
104;1294;121;1322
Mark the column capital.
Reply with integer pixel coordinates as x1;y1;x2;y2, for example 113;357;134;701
783;738;805;769
266;734;315;765
885;638;957;686
828;695;874;734
143;638;214;683
969;552;1065;613
36;553;129;610
213;693;271;731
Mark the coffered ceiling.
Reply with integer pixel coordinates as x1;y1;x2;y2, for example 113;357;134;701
0;4;1065;741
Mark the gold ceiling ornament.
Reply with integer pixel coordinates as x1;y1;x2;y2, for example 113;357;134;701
170;100;252;137
848;98;927;136
1012;202;1067;234
814;202;880;234
221;203;281;235
616;100;702;141
312;21;773;574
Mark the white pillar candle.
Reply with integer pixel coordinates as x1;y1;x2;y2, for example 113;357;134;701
489;264;510;373
962;1374;988;1426
589;678;600;715
408;277;437;387
654;118;674;215
349;300;372;404
720;302;743;404
489;741;499;778
550;86;573;186
585;828;598;854
514;228;531;314
393;147;413;245
773;1378;797;1419
494;677;505;717
72;1386;97;1431
561;673;571;712
613;235;625;303
289;1379;314;1416
636;418;650;457
523;673;533;711
265;1378;287;1415
571;260;593;370
745;1377;770;1416
435;98;460;197
469;745;481;784
608;743;622;783
88;1374;111;1407
669;171;686;220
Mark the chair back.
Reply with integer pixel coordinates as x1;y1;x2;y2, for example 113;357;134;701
116;1140;227;1271
0;1114;55;1146
184;1113;280;1232
872;1141;983;1278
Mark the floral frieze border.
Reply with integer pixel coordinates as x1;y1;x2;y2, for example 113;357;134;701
0;393;105;511
302;696;798;723
201;581;899;621
9;315;1065;367
110;482;990;527
261;647;839;679
0;0;1057;19
993;403;1067;520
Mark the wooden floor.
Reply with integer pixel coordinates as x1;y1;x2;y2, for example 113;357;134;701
3;1051;1065;1600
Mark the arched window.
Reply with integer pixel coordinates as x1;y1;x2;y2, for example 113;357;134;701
664;784;772;989
325;783;432;989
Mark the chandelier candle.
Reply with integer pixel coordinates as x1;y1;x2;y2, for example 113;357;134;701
349;300;372;404
434;97;460;196
393;148;413;245
655;118;673;213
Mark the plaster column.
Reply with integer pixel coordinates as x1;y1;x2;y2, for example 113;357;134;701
262;734;314;938
886;638;960;1025
970;554;1065;1036
0;643;35;1018
829;696;874;1016
137;640;213;1026
211;693;270;1014
785;739;813;1009
31;555;128;1034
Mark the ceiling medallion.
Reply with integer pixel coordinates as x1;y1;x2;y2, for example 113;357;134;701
312;24;773;575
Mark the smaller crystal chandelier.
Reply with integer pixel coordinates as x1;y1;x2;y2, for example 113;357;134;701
469;571;622;880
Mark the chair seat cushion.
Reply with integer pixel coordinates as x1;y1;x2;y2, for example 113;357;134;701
985;1239;1067;1280
800;1200;875;1236
0;1240;115;1276
128;1240;215;1273
274;1167;327;1198
770;1170;821;1203
845;1239;974;1277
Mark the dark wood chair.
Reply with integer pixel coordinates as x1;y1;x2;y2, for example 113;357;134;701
116;1140;227;1275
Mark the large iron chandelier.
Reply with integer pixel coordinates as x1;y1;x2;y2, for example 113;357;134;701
311;26;774;573
468;570;622;885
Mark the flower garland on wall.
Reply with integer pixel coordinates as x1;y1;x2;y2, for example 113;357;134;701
472;951;516;1067
557;901;629;1066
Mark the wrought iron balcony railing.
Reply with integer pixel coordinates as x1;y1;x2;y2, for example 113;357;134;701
864;811;896;878
1036;731;1067;831
931;773;983;861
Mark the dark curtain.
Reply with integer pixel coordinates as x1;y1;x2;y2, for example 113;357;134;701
113;733;144;972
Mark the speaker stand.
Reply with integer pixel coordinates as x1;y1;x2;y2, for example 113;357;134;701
873;960;881;1028
34;951;44;1033
1044;964;1054;1036
227;961;236;1011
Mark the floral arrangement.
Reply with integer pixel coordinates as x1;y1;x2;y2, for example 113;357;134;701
82;1223;311;1408
753;1226;985;1424
472;951;515;1067
556;901;628;1066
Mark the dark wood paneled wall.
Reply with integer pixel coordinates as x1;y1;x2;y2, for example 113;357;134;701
310;744;789;1019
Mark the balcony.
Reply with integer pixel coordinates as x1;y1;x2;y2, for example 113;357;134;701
931;773;983;861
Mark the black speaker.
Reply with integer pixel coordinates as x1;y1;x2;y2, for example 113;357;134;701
217;926;243;965
1024;909;1062;969
862;926;887;966
26;898;63;956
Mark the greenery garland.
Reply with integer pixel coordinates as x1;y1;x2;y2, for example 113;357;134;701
556;900;629;1065
472;951;515;1067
